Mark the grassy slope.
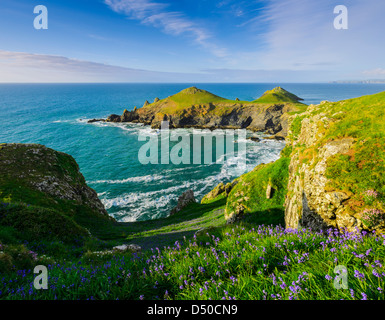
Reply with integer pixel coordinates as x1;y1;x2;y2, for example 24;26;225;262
3;91;385;300
0;144;110;244
292;91;385;220
141;86;306;116
225;146;292;226
254;87;303;104
84;197;228;250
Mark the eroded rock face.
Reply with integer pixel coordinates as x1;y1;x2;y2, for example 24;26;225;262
170;189;196;215
102;87;305;137
0;143;112;221
201;181;237;203
284;109;358;232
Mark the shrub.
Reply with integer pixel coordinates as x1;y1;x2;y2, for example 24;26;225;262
361;208;384;228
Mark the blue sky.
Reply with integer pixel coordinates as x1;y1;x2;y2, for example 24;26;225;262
0;0;385;82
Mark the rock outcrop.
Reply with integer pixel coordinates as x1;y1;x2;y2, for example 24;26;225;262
201;181;238;204
285;91;385;233
0;143;114;242
170;190;196;215
100;87;306;137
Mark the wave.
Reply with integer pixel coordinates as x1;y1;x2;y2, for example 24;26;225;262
52;119;75;123
88;173;168;185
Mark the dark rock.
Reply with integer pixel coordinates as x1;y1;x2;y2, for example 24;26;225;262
170;190;196;215
87;119;105;123
248;136;261;142
106;114;122;122
265;135;285;141
300;192;330;234
121;109;139;122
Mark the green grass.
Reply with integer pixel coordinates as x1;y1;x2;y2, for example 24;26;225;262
81;197;228;250
2;89;385;300
225;145;291;224
1;223;384;300
290;91;385;219
142;86;306;116
0;144;112;244
253;87;304;104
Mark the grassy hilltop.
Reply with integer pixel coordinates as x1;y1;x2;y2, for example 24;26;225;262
141;86;304;112
1;89;385;300
103;86;307;136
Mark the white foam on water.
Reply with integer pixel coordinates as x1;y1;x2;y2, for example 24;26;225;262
88;173;169;184
89;123;285;222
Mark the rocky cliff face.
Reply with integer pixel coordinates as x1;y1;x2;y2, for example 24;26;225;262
201;91;385;234
285;92;385;234
0;143;114;242
98;87;306;137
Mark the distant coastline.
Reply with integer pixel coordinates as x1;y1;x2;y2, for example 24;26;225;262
330;79;385;84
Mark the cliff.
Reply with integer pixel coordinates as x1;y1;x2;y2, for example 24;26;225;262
205;90;385;234
285;92;385;233
0;143;114;243
98;87;307;137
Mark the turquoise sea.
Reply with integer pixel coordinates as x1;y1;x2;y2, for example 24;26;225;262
1;83;385;222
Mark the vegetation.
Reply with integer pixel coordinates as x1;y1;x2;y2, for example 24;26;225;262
1;90;385;300
290;92;385;222
253;87;304;104
0;144;112;245
142;86;306;116
225;151;290;226
1;223;384;300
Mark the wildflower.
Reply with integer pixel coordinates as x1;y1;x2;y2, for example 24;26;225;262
372;269;380;277
364;189;378;198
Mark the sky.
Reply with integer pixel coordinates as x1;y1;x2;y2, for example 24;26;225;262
0;0;384;82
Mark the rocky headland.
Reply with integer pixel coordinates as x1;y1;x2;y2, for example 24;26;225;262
89;86;307;138
211;90;385;234
0;143;114;243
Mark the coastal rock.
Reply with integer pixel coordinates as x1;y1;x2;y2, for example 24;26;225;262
100;87;306;137
143;100;150;107
201;181;238;203
0;143;114;242
248;136;261;142
106;114;121;122
265;134;285;141
170;189;196;215
266;181;274;199
87;118;105;123
284;107;358;232
113;244;142;253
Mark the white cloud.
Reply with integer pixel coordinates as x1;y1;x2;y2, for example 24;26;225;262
234;0;385;78
0;50;325;82
0;50;201;82
104;0;228;58
362;68;385;76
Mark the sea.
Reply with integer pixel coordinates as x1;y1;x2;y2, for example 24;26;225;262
1;83;385;222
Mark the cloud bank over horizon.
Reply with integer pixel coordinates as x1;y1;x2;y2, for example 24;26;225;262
0;0;384;82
